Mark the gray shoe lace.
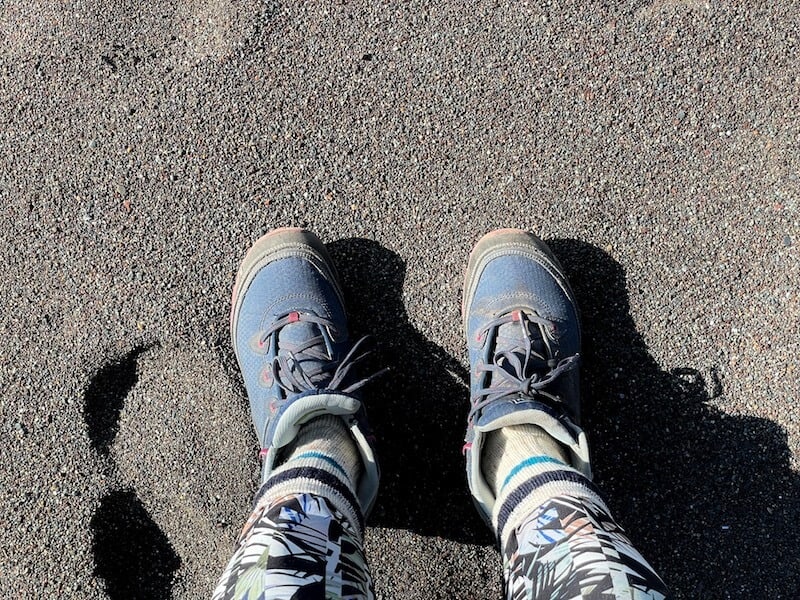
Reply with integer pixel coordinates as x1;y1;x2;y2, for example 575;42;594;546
259;311;387;395
469;309;579;422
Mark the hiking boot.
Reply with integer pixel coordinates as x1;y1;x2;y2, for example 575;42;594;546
230;228;381;516
462;228;592;525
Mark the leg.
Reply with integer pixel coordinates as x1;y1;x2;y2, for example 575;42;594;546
213;492;371;600
503;493;665;599
216;228;382;599
462;229;669;599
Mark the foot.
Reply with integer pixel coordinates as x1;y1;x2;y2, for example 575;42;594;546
462;229;591;525
230;228;381;516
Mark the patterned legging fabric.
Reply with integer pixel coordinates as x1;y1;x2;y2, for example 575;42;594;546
213;493;374;600
503;495;669;599
213;493;668;600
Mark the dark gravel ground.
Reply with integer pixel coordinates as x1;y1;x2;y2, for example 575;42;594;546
2;1;799;598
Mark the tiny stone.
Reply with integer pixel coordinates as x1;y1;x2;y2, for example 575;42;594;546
783;234;792;247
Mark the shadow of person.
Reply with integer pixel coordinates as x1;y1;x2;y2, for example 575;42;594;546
327;238;490;545
83;346;181;600
548;239;800;598
91;489;181;600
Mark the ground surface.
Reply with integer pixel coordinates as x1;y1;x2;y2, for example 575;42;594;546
1;1;799;598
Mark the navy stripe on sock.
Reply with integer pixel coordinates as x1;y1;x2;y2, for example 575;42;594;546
261;466;364;532
496;469;604;539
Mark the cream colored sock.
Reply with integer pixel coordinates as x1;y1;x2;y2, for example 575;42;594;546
482;424;570;496
259;415;364;532
279;415;362;486
481;424;605;547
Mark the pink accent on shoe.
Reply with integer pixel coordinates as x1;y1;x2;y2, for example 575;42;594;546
259;448;269;459
511;309;522;322
288;311;300;323
462;442;473;456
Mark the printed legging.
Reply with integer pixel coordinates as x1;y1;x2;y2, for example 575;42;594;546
212;492;670;600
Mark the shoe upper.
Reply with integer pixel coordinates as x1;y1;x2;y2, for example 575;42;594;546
231;232;381;516
235;255;348;433
465;253;581;421
463;231;592;525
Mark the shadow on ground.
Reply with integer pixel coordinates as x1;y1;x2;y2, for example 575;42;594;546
90;489;181;600
549;238;800;597
329;237;799;597
83;346;181;600
328;239;488;545
84;345;155;456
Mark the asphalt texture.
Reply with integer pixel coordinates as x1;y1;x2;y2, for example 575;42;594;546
1;1;799;598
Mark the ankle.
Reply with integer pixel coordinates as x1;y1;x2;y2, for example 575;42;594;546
481;424;570;497
277;415;363;489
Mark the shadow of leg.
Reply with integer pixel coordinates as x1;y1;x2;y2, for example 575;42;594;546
83;345;181;599
548;238;800;597
91;489;181;600
328;238;490;545
83;344;157;456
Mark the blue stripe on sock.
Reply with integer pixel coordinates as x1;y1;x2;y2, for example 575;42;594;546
501;456;564;493
289;451;348;477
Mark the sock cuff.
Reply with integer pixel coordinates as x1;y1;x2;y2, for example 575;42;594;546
494;469;606;545
258;466;365;537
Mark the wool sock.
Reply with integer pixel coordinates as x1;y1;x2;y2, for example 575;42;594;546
482;424;606;547
255;415;364;535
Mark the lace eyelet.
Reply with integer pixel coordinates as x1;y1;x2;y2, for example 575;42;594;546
260;366;273;386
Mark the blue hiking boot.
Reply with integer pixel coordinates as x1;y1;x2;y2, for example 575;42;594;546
230;228;382;516
462;229;592;525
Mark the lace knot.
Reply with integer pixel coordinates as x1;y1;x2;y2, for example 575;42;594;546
469;310;579;422
261;311;387;395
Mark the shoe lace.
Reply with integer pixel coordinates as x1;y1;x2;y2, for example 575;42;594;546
260;311;387;395
468;310;579;422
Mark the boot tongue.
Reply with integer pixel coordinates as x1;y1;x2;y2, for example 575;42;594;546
494;316;549;381
277;315;332;385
